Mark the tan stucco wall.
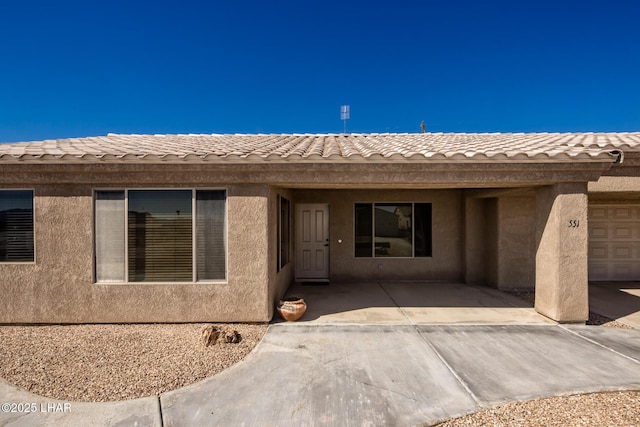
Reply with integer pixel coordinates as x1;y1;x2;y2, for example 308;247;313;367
484;198;499;286
463;193;535;290
0;183;272;323
463;197;486;284
495;195;536;289
589;176;640;193
293;189;463;282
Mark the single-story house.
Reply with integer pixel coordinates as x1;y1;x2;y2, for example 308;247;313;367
0;132;639;324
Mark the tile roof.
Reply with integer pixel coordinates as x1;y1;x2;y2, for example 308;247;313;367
0;132;638;163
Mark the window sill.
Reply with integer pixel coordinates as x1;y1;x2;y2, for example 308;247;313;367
94;281;228;286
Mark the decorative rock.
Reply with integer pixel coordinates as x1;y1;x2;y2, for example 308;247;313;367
201;325;242;346
224;330;241;343
277;297;307;321
201;325;220;347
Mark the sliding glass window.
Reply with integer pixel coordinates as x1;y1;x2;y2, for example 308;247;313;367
95;189;226;283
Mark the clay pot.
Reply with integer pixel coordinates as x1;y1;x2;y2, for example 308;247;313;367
277;297;307;321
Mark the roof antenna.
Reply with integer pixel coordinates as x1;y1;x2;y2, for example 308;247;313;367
421;121;425;134
340;105;350;133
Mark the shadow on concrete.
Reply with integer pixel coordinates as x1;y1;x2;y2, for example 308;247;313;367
589;282;640;328
277;281;551;325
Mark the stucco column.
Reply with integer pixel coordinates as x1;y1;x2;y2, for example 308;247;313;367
535;183;589;323
227;184;271;321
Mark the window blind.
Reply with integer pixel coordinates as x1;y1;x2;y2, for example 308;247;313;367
128;190;193;282
0;190;34;262
196;190;226;280
95;191;125;282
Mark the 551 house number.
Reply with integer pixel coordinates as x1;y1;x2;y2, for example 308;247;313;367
568;220;580;228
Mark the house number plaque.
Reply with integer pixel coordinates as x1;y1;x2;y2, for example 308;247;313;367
568;220;580;228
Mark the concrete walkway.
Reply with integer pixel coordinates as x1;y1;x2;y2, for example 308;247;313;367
2;324;640;427
1;282;639;426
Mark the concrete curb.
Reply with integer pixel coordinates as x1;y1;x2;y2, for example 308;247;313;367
0;377;161;426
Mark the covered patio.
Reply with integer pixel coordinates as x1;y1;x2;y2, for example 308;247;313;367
278;282;552;325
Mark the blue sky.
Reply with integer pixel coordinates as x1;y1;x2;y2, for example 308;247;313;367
1;1;639;142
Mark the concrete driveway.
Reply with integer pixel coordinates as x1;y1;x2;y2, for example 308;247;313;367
159;324;640;426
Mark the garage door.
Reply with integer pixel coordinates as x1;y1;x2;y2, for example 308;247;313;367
589;204;640;281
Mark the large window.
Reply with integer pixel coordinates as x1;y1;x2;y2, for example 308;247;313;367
355;202;432;258
95;189;226;283
0;190;34;262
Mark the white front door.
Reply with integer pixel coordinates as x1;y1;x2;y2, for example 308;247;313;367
296;203;329;280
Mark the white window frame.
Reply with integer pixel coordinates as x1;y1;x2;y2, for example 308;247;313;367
93;188;227;284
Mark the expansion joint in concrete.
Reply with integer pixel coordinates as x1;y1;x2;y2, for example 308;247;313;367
376;282;415;325
558;325;640;365
410;326;482;408
158;395;165;427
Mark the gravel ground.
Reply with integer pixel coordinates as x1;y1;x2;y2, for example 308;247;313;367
435;391;640;427
0;323;267;402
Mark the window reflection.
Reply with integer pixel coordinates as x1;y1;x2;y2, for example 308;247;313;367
374;204;412;257
355;202;432;258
